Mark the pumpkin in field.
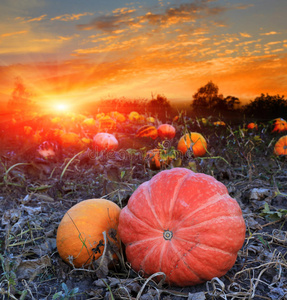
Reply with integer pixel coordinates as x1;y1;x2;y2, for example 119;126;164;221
136;125;158;139
144;149;174;170
93;133;118;151
56;199;121;268
213;121;226;126
118;168;246;286
157;124;176;139
96;112;105;119
272;118;287;133
37;141;56;159
177;132;207;157
274;135;287;156
97;115;116;131
82;117;96;127
128;111;140;122
60;132;80;147
146;116;155;123
247;123;258;130
110;111;126;123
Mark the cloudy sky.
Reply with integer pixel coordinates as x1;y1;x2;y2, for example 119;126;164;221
0;0;286;110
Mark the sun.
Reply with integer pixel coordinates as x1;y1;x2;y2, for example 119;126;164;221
54;103;69;112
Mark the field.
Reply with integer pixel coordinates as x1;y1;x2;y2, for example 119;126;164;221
0;110;287;300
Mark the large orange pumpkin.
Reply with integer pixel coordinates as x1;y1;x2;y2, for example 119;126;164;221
177;132;207;157
274;135;287;156
56;199;121;268
93;133;118;151
136;125;158;139
157;124;176;139
118;168;246;286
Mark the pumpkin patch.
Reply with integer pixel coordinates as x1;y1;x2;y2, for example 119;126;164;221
118;168;246;286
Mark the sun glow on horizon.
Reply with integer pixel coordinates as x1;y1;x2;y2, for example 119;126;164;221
54;103;69;111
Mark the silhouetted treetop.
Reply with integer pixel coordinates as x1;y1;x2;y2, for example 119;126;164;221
242;93;287;120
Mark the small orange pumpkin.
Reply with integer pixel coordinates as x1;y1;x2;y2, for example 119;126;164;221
157;124;176;139
82;118;96;127
56;199;121;268
177;132;207;157
110;111;126;123
274;135;287;156
60;132;80;147
213;121;226;126
128;111;140;122
93;133;118;151
247;123;258;130
272;118;287;133
97;116;116;131
144;149;173;170
136;125;158;139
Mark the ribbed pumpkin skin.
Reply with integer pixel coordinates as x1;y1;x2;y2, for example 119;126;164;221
274;135;287;155
177;132;207;157
157;124;176;139
93;133;118;151
136;125;158;139
56;199;121;268
118;168;246;287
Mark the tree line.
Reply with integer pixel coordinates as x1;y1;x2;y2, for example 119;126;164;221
7;77;287;121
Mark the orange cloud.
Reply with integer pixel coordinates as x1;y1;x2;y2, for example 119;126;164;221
1;30;28;38
260;31;280;36
240;32;251;38
25;15;47;23
51;12;93;21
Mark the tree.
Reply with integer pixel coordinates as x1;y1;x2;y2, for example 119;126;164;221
224;96;240;110
7;77;34;111
242;93;287;120
191;81;241;116
148;94;172;120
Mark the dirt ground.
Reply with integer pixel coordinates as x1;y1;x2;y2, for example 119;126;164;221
1;116;287;299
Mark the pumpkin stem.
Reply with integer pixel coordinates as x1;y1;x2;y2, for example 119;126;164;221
163;230;173;240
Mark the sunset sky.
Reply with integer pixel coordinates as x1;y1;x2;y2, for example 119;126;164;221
1;0;287;111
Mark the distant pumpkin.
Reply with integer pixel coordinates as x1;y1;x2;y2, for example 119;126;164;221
93;133;118;151
136;125;158;139
82;118;96;127
274;135;287;156
60;132;80;147
177;132;207;157
37;141;56;159
146;117;155;123
213;121;226;126
247;123;258;130
157;124;176;139
97;116;116;131
272;118;287;133
110;111;126;123
144;149;174;170
128;111;140;122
